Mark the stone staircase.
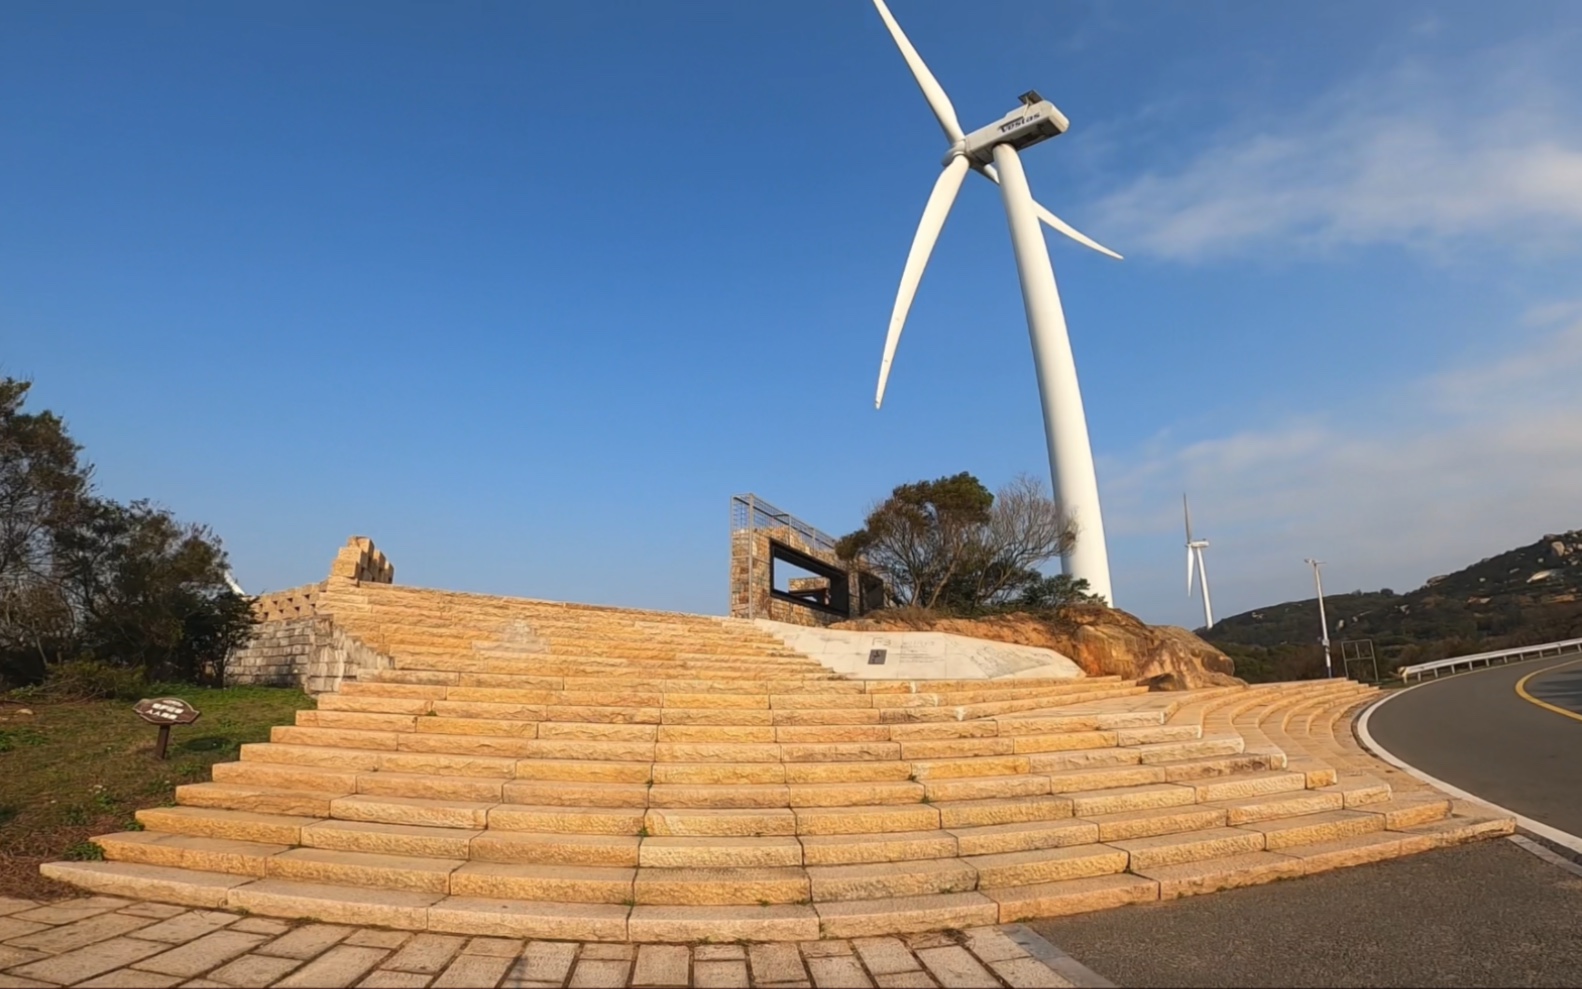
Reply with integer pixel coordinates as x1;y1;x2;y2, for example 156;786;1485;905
44;590;1513;942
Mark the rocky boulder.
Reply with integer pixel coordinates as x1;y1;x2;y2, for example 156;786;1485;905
833;606;1244;690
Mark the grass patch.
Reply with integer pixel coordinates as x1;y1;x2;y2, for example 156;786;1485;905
0;684;313;898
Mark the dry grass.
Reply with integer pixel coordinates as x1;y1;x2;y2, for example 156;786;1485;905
0;685;313;899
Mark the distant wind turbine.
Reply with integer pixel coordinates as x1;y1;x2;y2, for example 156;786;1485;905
1183;495;1213;630
867;0;1122;606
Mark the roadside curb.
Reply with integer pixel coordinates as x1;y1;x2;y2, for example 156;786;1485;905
1356;677;1582;859
1004;924;1117;988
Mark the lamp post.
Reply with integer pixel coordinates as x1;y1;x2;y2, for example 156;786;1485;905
1305;559;1332;678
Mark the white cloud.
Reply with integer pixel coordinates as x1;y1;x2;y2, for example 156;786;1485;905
1107;306;1582;625
1091;45;1582;261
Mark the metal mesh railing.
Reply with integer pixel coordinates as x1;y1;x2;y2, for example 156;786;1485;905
730;494;838;557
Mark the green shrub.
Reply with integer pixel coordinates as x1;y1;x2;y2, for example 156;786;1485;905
43;659;147;701
64;841;105;861
0;727;45;752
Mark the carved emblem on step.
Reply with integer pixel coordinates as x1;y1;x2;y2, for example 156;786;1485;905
473;619;549;658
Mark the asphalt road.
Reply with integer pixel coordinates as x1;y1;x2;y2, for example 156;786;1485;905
1032;838;1582;988
1366;653;1582;838
1522;659;1582;715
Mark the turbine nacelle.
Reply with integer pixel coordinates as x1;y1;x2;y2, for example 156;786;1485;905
953;93;1069;169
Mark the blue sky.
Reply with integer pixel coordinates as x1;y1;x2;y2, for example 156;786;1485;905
4;1;1581;629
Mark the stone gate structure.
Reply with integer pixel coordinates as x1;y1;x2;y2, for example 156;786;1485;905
728;494;885;627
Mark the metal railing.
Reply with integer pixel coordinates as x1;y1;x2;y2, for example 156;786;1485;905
1397;637;1582;683
729;494;839;557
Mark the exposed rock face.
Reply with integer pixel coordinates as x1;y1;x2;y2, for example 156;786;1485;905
832;606;1244;690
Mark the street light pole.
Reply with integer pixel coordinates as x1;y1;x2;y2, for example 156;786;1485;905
1305;559;1332;678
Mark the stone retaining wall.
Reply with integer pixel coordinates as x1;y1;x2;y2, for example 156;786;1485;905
225;615;392;693
225;616;323;687
224;536;396;694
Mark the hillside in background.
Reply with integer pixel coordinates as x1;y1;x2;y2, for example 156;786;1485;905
1203;530;1582;681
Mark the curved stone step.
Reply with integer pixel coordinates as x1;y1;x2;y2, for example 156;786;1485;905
53;667;1520;942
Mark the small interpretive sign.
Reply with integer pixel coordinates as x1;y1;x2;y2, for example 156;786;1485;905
134;697;202;759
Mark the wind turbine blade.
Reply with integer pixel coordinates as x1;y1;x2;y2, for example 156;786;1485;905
976;163;1123;259
1032;201;1125;260
877;155;970;408
870;0;964;143
1186;547;1196;595
1183;493;1194;544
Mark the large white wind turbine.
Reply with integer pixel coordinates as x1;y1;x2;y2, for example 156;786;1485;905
1183;494;1213;630
868;0;1121;605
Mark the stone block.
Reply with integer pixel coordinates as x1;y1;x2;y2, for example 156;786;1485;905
1139;851;1304;899
915;945;997;988
472;831;641;868
851;936;923;976
645;808;798;837
123;910;239;944
935;796;1072;830
637;836;802;869
254;923;354;959
205;953;304;987
808;859;977;901
490;805;647;836
8;912;159;954
816;893;998;939
382;933;466;974
426;898;630;942
301;820;480;859
633;944;691;987
1111;826;1267;870
799;831;959;867
627;905;819;943
430;952;515;988
264;848;459;893
794;805;940;836
10;937;168;986
38;862;249;909
634;866;810;906
1242;810;1381;850
967;845;1127;888
227;881;440;930
273;945;390;988
132;930;267;978
510;940;578;983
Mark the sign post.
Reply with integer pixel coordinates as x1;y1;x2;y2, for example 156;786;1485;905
133;697;202;759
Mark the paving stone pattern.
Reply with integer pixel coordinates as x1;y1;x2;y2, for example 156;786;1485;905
0;895;1080;988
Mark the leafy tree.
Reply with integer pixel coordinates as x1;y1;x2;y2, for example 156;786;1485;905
55;499;255;683
0;379;253;687
0;380;90;677
837;472;1088;613
1009;573;1106;612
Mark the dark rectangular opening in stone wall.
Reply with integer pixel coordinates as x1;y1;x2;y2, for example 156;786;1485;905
769;540;851;617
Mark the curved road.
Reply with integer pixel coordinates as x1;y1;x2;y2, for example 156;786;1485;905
1368;653;1582;839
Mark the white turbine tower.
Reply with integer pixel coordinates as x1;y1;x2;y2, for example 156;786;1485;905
868;0;1121;605
1183;495;1213;630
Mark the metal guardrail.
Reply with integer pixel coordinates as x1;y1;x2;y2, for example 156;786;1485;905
1398;637;1582;683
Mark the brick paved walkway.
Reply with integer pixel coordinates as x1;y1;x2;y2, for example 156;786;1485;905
0;896;1099;988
